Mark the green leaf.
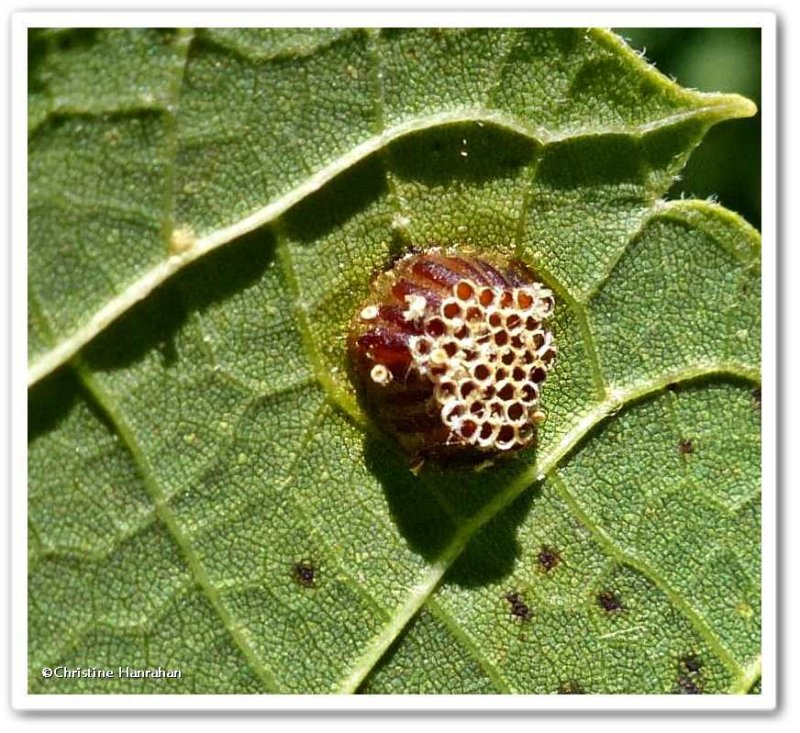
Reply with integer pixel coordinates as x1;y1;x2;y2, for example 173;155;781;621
28;27;760;695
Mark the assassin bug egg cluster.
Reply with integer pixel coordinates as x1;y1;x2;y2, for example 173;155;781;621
348;250;556;463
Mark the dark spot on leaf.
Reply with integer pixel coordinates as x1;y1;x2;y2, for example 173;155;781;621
674;653;704;692
537;545;561;572
558;680;585;694
597;590;623;613
678;438;693;455
505;591;532;621
682;654;703;673
292;560;316;588
666;382;679;392
676;675;701;694
752;387;761;411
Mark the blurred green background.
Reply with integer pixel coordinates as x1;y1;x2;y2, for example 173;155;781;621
615;28;761;229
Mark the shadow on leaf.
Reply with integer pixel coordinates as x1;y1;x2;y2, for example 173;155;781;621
363;431;538;588
82;226;277;372
280;154;389;245
536;119;708;193
447;486;538;588
388;121;540;188
537;134;645;190
28;369;81;442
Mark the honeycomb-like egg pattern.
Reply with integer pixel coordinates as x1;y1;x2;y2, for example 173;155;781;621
348;251;556;460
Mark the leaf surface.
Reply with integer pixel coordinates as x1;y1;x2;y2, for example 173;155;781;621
28;27;761;694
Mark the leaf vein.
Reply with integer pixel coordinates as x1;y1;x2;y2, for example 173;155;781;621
71;358;283;693
333;362;759;692
28;101;755;387
274;233;365;427
548;472;747;680
426;598;514;694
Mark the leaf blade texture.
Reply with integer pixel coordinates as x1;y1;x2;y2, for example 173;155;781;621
28;27;761;695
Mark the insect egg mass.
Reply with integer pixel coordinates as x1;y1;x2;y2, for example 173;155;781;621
348;251;556;462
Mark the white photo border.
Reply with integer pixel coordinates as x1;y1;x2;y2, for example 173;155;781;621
11;10;777;712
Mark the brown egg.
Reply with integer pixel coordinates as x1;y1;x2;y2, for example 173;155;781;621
348;250;556;462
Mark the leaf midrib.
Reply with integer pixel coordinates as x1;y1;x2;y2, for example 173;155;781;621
71;357;283;693
333;361;760;693
27;96;754;388
27;28;761;694
35;273;760;693
32;257;762;692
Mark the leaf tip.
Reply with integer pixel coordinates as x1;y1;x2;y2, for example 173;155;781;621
705;91;759;121
727;94;758;120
